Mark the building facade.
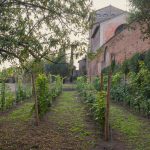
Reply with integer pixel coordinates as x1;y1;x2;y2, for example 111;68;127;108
87;5;150;77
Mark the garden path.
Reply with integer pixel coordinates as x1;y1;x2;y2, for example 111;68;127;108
0;84;126;150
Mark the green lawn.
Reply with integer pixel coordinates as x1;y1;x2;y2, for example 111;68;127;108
62;84;76;89
110;104;150;150
47;91;99;149
0;102;34;122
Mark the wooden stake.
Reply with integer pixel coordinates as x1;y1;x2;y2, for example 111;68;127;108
31;73;39;126
104;71;112;141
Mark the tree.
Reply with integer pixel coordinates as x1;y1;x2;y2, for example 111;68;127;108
0;0;91;63
129;0;150;38
0;68;14;111
0;0;91;126
44;49;70;78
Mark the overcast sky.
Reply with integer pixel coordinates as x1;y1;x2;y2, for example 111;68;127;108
92;0;130;11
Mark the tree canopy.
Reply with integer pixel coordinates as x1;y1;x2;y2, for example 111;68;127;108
129;0;150;38
0;0;91;63
44;49;70;78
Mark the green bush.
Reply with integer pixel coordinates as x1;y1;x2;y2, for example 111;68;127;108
128;53;144;73
76;77;106;129
36;74;51;118
0;84;15;111
16;79;26;102
50;75;62;100
92;91;106;128
92;76;100;91
5;92;15;110
35;74;62;118
110;58;150;117
144;50;150;70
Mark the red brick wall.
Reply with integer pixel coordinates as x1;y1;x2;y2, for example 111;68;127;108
88;23;150;76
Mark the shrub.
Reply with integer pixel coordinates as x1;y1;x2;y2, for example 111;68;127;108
128;53;144;73
93;76;100;91
76;77;106;129
0;84;15;111
50;75;62;100
5;92;15;109
144;50;150;70
36;74;51;118
110;55;150;117
16;79;26;102
92;91;106;128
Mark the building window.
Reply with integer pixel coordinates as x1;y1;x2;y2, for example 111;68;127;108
115;24;127;35
104;47;108;62
103;14;108;17
91;25;100;38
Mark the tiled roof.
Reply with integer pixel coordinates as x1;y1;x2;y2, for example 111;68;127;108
92;5;126;24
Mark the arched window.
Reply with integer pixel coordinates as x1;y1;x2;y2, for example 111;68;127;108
104;47;111;67
104;47;108;62
115;24;127;35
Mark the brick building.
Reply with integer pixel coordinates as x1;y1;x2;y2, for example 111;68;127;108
87;5;150;77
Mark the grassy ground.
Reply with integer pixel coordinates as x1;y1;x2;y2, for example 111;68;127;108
110;104;150;150
62;84;76;88
0;102;33;122
2;85;149;149
48;91;99;149
0;90;105;150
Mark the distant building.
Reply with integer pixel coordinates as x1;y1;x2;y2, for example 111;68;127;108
87;5;150;77
78;57;86;76
73;70;79;78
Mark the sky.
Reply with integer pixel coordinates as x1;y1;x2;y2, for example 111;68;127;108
92;0;130;11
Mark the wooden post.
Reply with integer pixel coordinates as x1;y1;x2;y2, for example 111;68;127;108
100;73;103;91
31;73;39;126
1;80;5;112
104;70;112;141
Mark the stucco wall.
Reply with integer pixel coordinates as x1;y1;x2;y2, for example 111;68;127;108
91;24;100;52
88;23;150;76
100;13;127;46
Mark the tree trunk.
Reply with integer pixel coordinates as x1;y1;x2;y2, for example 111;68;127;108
14;74;17;105
104;71;112;141
1;81;5;111
70;47;74;83
31;73;39;126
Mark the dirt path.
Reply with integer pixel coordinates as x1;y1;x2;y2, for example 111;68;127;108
0;88;127;150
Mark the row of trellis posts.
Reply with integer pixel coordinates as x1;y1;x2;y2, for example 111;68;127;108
89;55;114;141
0;67;62;126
